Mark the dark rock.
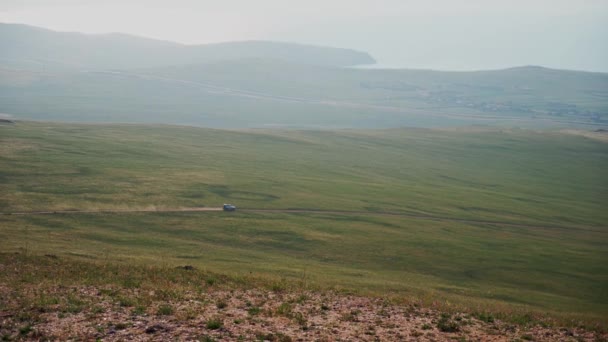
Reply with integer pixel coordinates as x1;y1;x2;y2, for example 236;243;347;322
176;265;195;271
145;324;167;334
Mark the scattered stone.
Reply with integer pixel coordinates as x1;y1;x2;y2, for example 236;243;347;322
1;285;605;341
145;324;167;334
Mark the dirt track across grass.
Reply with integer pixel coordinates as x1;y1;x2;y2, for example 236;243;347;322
2;207;605;233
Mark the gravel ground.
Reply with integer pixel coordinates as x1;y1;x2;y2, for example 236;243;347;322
2;286;605;341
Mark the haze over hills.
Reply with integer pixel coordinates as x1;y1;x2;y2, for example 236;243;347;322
0;23;376;69
0;23;607;128
1;12;608;341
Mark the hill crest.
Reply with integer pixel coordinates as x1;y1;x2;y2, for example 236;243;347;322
0;23;376;69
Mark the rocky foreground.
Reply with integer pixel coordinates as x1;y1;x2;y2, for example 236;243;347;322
1;254;606;341
1;286;606;341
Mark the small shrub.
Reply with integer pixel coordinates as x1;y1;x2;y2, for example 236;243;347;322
91;306;104;314
248;306;261;316
199;335;216;342
99;288;117;297
271;282;287;293
157;304;173;316
437;315;460;332
276;302;293;317
206;318;223;330
114;322;128;330
521;334;535;341
155;288;182;301
36;294;60;307
119;297;135;307
275;333;293;342
64;295;86;313
293;312;307;326
421;323;432;330
474;312;495;323
296;294;308;303
19;325;32;335
256;332;272;341
206;278;216;286
132;306;146;316
121;277;141;289
341;310;360;322
179;308;197;320
256;332;292;341
216;299;227;309
512;314;534;326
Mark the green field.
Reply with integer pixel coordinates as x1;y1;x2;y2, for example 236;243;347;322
1;122;607;322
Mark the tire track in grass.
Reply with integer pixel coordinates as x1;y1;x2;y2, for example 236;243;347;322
2;207;605;233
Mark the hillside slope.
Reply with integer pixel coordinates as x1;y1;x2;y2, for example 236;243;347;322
0;24;606;128
139;60;608;120
2;122;607;319
0;23;376;69
1;253;605;341
1;59;606;128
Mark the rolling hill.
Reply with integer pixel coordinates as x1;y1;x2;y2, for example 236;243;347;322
0;23;376;70
0;23;607;128
1;22;607;341
1;122;607;322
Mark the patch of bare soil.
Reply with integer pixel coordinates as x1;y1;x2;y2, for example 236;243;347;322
1;285;605;341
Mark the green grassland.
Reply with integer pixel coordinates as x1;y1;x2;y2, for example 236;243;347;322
1;122;607;322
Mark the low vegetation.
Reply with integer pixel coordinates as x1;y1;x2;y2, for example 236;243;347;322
1;122;607;336
0;253;605;341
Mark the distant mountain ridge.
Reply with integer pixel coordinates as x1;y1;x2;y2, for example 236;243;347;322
0;23;376;69
0;23;606;129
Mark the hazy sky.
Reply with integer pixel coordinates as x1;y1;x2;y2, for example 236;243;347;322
1;0;607;71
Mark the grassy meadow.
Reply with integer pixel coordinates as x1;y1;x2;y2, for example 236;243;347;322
1;121;607;323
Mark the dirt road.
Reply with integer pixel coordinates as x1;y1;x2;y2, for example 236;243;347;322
2;207;604;233
2;207;223;216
